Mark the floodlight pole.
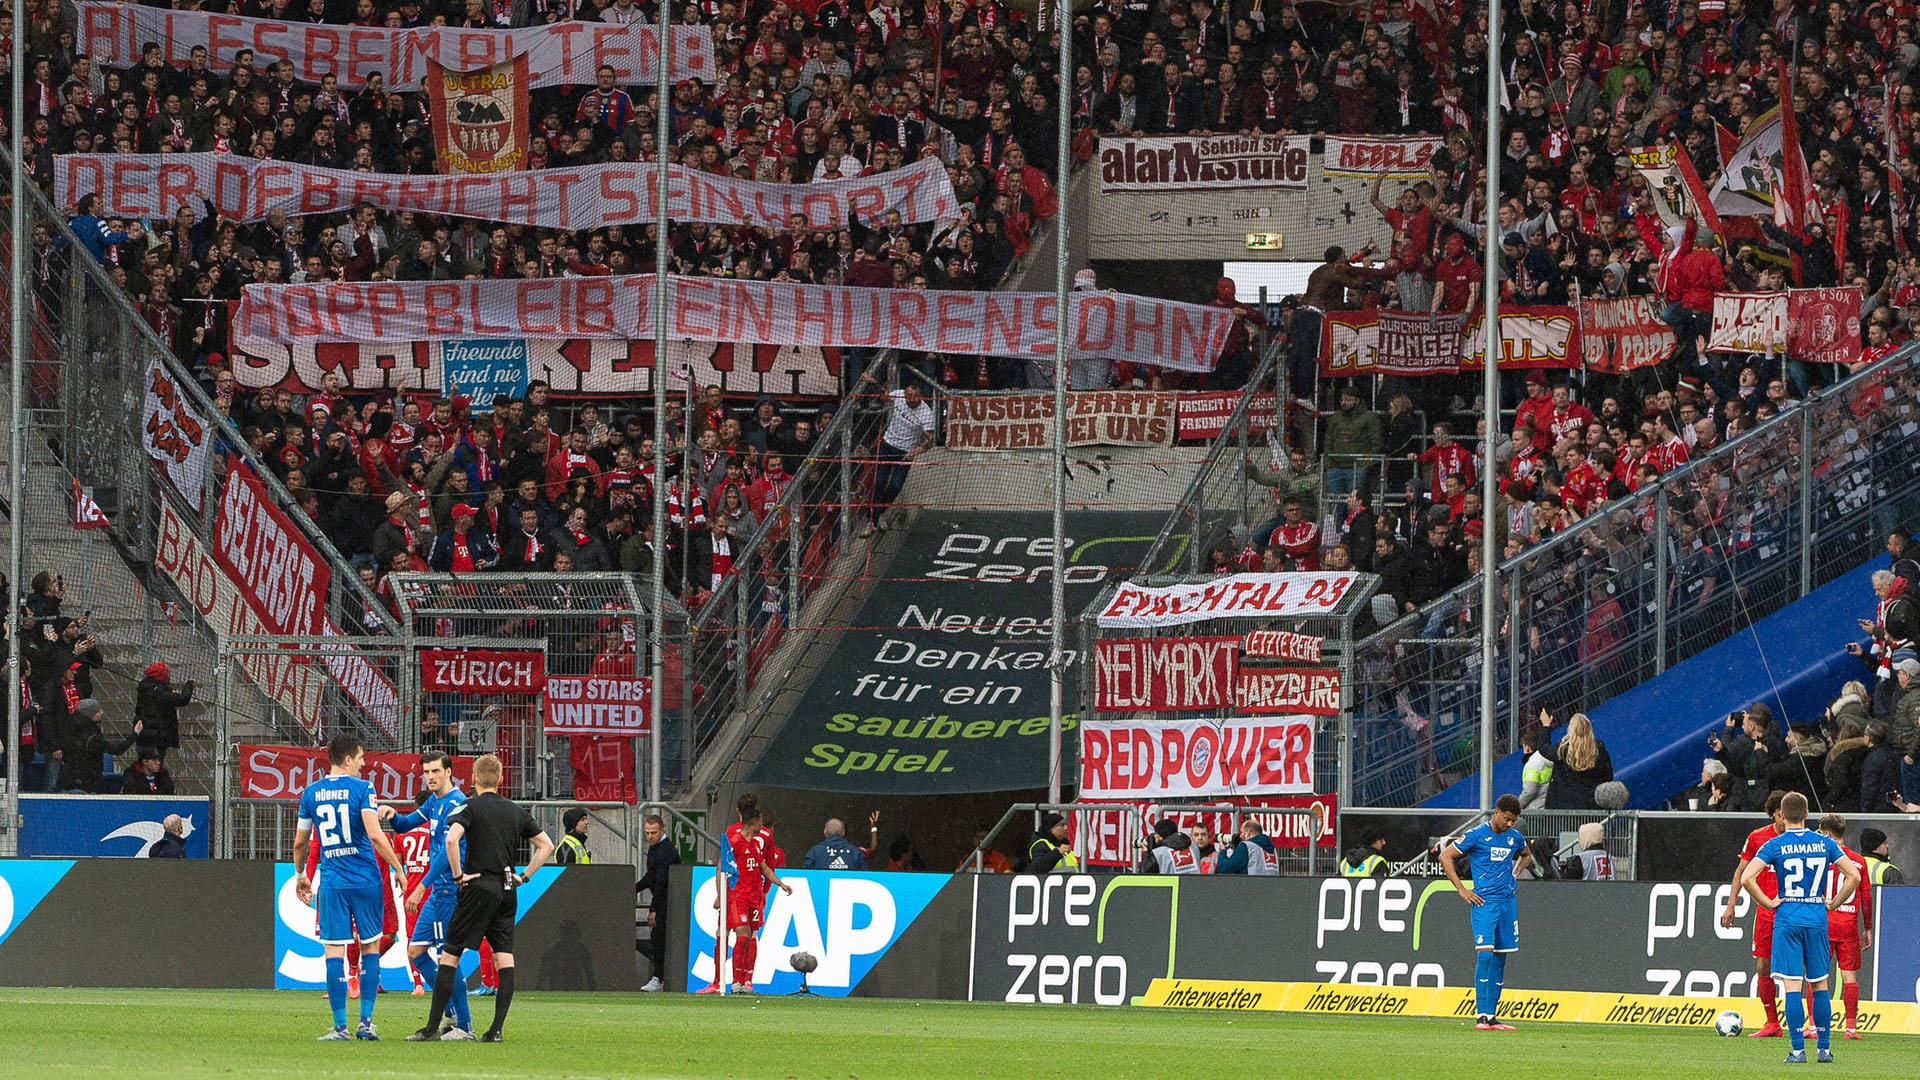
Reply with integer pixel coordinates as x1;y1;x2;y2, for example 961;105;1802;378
1478;7;1503;816
1046;0;1073;806
5;3;28;855
648;2;672;806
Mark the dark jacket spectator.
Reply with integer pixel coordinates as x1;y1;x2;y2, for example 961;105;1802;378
1860;723;1902;813
1712;708;1786;811
59;699;139;793
1766;724;1830;807
120;752;177;795
133;662;194;758
148;817;188;859
1541;711;1614;810
1824;725;1868;814
803;822;870;870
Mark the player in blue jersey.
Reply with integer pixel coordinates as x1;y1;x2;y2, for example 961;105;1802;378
1740;791;1862;1064
1440;793;1533;1031
293;734;407;1042
383;753;476;1041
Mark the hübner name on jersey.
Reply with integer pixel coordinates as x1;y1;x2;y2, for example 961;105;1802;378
314;788;351;801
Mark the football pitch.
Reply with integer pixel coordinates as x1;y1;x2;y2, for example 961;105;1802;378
0;987;1906;1079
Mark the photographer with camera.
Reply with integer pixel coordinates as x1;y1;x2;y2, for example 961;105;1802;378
1711;704;1787;812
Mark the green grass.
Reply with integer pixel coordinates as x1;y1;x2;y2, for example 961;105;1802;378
0;988;1904;1079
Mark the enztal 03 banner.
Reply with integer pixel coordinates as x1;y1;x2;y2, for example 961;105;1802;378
429;57;530;174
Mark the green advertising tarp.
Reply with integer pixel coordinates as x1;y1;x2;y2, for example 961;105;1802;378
749;510;1185;793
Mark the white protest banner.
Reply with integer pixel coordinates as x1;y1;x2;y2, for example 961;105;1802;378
142;359;211;512
1323;307;1581;375
57;153;960;230
232;276;1234;372
74;3;714;89
1092;636;1239;712
943;391;1175;451
1242;629;1323;663
1708;291;1788;353
1578;297;1677;373
1095;572;1358;628
1787;287;1862;367
1321;135;1443;180
1078;716;1316;798
543;674;651;736
1235;667;1341;716
1097;134;1311;193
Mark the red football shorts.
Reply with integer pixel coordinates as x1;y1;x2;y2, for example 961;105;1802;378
1752;908;1774;959
1829;934;1862;972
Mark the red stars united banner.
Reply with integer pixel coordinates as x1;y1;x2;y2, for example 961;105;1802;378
1098;134;1311;193
429;58;530;174
74;3;714;89
232;276;1234;372
56;154;959;229
1078;716;1316;798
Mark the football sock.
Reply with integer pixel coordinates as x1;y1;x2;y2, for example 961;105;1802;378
1842;982;1859;1026
450;959;472;1030
325;956;348;1030
732;935;756;987
1758;976;1779;1025
1473;951;1495;1017
1813;988;1832;1050
485;967;514;1038
1785;986;1806;1052
1488;952;1507;1012
358;956;380;1021
425;959;459;1034
1803;987;1814;1025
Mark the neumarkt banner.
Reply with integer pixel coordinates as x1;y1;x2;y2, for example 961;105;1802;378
749;510;1176;794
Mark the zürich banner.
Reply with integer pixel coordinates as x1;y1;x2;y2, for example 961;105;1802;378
74;3;714;89
55;154;960;229
232;276;1233;371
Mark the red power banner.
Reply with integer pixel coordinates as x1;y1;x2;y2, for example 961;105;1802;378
419;649;546;694
1092;636;1239;711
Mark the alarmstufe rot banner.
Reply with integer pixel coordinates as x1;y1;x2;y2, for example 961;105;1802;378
428;57;530;174
75;3;714;89
1097;134;1311;193
1092;636;1239;712
238;744;476;801
233;277;1234;372
419;649;546;694
1078;716;1316;799
1095;573;1358;628
1070;794;1338;866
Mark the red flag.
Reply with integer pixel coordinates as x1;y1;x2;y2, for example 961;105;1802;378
71;480;110;530
1891;80;1911;259
1714;122;1740;169
1773;60;1818;232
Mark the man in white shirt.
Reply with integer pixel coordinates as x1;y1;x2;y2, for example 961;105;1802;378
860;372;935;537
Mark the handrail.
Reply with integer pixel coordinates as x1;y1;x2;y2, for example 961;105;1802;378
970;800;1323;875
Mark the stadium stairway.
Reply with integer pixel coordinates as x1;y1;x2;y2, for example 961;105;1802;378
1423;558;1882;810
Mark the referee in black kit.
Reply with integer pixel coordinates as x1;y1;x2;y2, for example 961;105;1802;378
411;754;554;1043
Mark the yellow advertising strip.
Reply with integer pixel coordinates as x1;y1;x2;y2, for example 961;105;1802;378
1138;980;1920;1035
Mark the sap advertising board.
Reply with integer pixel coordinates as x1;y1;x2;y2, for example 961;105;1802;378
686;871;1920;1004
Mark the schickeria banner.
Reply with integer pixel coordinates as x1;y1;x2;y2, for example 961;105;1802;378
748;510;1176;794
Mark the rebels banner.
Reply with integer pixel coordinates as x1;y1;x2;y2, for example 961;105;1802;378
1708;291;1787;353
944;392;1174;451
428;58;530;174
1092;636;1239;712
1097;572;1357;628
74;4;714;89
1578;297;1676;373
56;153;959;230
1787;287;1862;367
543;674;651;736
1098;134;1311;193
1174;391;1278;442
419;649;546;694
238;744;475;801
1242;629;1322;663
1235;667;1341;716
142;360;211;512
1071;793;1338;866
1321;136;1443;180
1323;307;1579;375
232;277;1234;372
1078;716;1316;798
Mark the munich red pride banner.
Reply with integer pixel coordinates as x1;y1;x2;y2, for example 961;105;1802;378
943;392;1174;451
1242;629;1323;663
1322;307;1580;375
1078;716;1316;798
74;3;713;89
1070;794;1338;866
428;58;530;174
1578;297;1676;373
1092;636;1239;712
1235;666;1341;716
233;277;1233;372
419;649;546;694
1097;134;1311;193
55;154;959;230
543;674;651;736
1175;391;1278;442
238;744;477;801
1095;572;1357;628
1787;286;1862;367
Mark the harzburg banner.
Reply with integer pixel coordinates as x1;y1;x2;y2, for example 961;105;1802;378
1097;134;1311;193
232;277;1234;372
427;58;530;174
232;336;843;398
418;649;545;694
1320;136;1443;180
1077;716;1316;799
1578;297;1677;373
1095;572;1358;628
1787;287;1863;367
238;745;475;800
56;154;959;229
1235;667;1341;716
142;359;211;512
1322;306;1580;375
1071;794;1337;866
542;674;650;736
74;4;714;89
1091;636;1238;712
1708;291;1788;353
943;392;1175;451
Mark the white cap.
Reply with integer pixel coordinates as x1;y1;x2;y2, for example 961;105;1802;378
1072;268;1098;291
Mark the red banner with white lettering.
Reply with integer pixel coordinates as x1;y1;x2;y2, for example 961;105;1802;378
1321;136;1444;180
1787;286;1863;367
543;674;651;736
233;277;1233;372
428;58;530;174
1235;667;1341;716
1175;391;1279;442
1078;716;1316;798
1092;636;1239;712
1070;793;1338;866
74;3;714;89
238;744;476;801
1322;306;1580;375
943;392;1175;451
419;649;546;695
1577;297;1677;373
1242;629;1323;663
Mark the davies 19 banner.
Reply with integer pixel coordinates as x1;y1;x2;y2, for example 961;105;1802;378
944;392;1174;451
1096;572;1357;628
419;649;545;694
543;674;651;736
1322;306;1580;375
1578;297;1676;373
232;277;1233;372
56;154;959;229
74;3;714;89
1092;637;1238;712
1078;716;1316;798
1098;134;1310;193
142;359;211;512
428;58;530;174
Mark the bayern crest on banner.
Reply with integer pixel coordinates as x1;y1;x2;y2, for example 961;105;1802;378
429;57;530;174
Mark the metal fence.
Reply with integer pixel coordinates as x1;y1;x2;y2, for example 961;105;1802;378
230;797;643;867
974;801;1328;876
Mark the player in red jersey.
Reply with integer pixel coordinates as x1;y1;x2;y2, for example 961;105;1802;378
1817;815;1873;1040
1720;789;1788;1037
391;807;434;994
721;797;791;993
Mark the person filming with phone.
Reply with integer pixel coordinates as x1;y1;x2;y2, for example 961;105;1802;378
1711;704;1787;812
